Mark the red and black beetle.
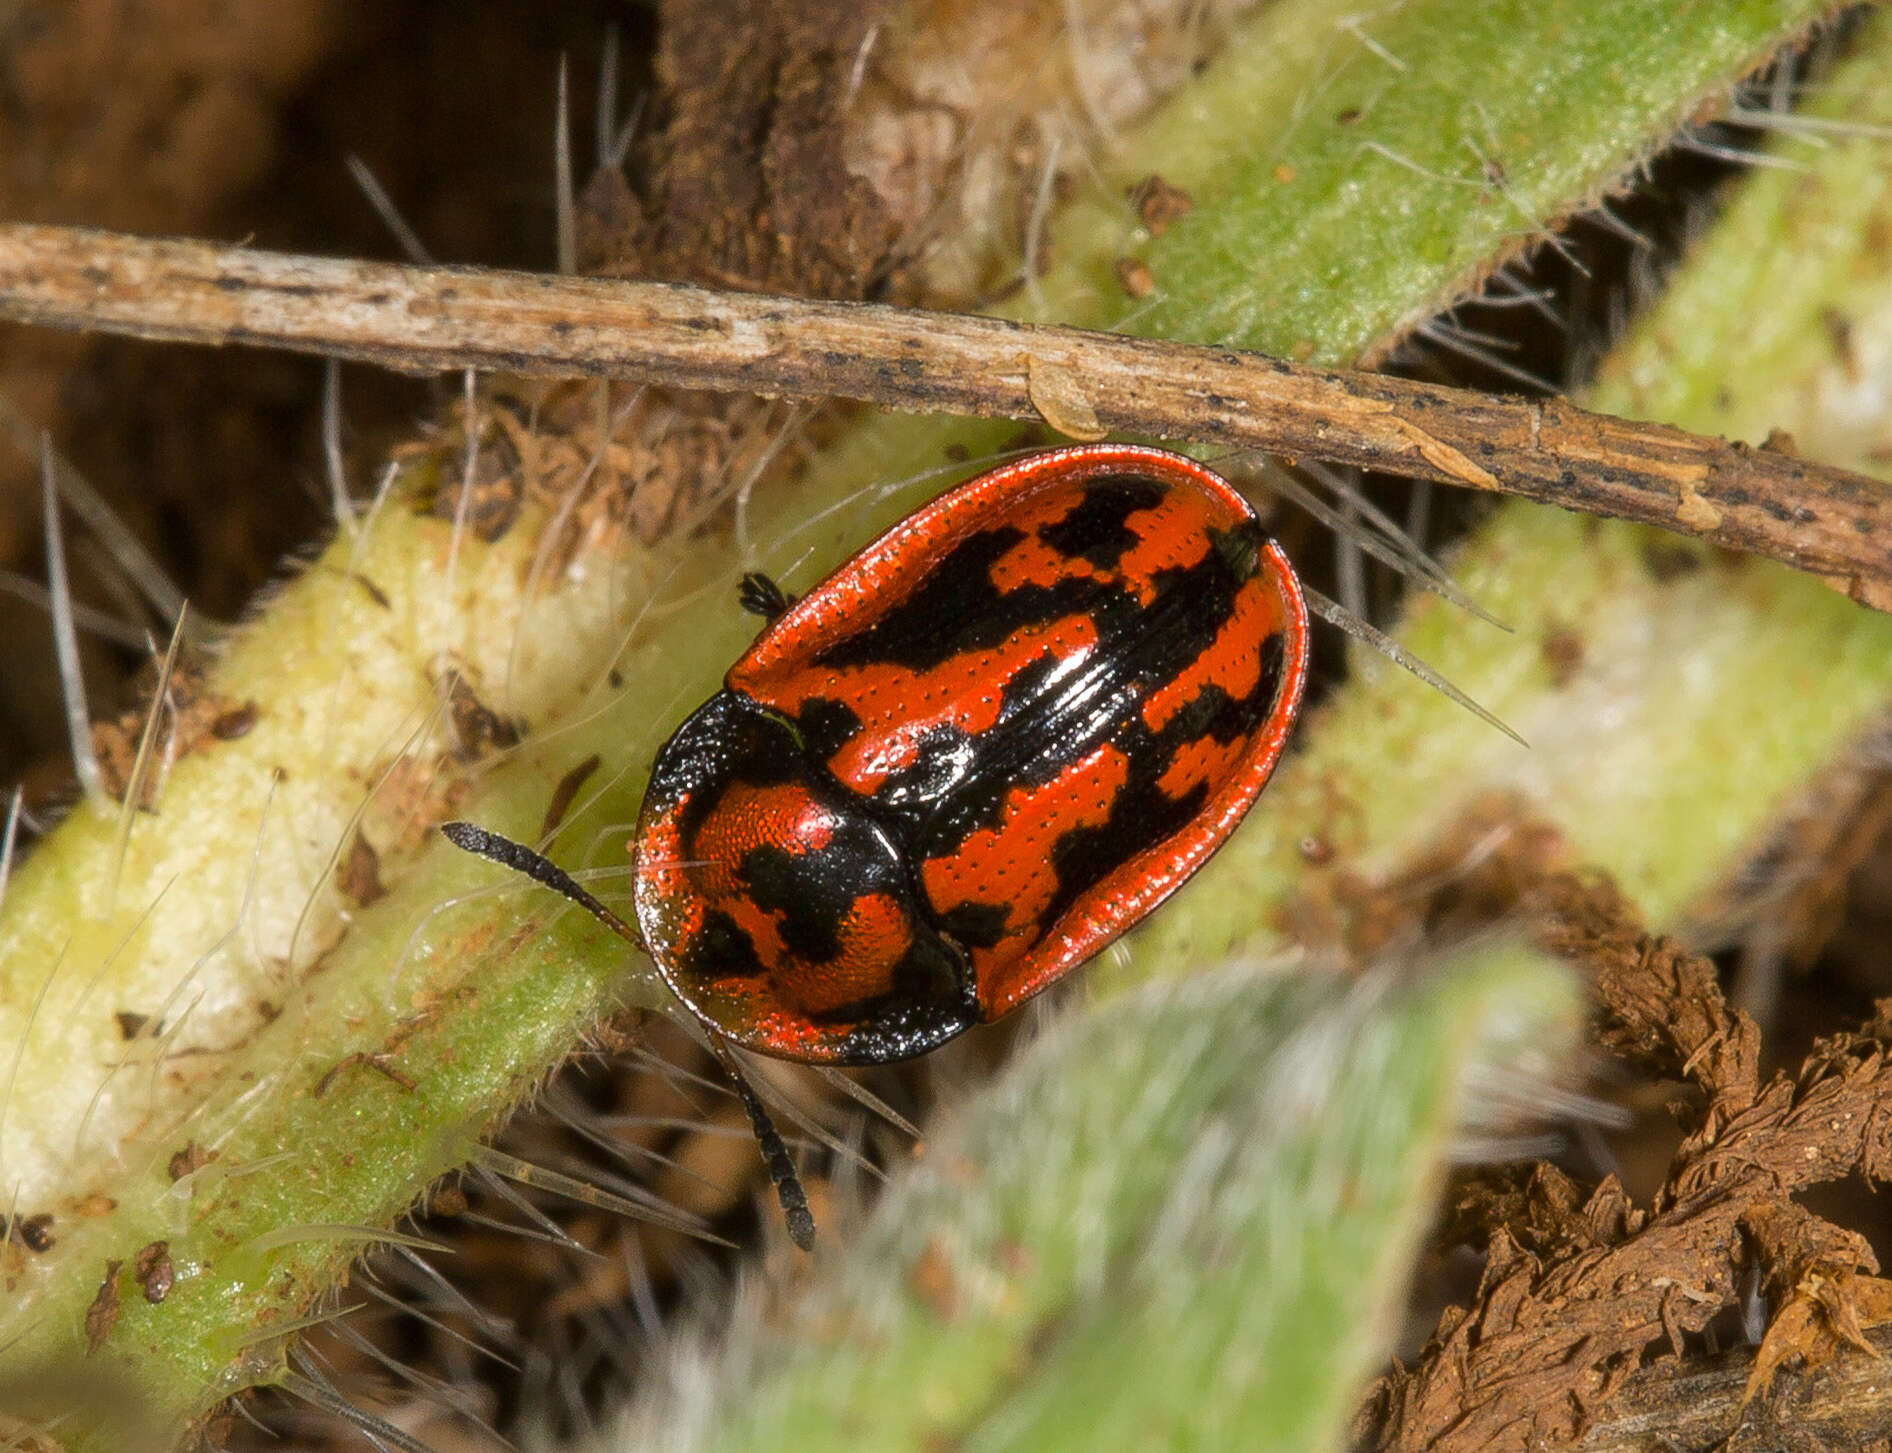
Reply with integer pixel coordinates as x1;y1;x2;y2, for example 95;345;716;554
446;443;1309;1246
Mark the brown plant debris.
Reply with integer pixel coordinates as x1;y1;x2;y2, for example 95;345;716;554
434;667;521;765
539;752;602;839
335;831;386;908
131;1240;174;1306
428;405;525;544
1359;873;1892;1451
1128;174;1194;236
89;657;258;807
405;378;815;557
167;1142;216;1182
6;224;1888;605
82;1261;122;1356
1737;1258;1892;1413
590;0;899;297
1565;1322;1892;1453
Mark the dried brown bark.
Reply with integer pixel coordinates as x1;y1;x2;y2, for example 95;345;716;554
1571;1323;1892;1453
3;224;1890;608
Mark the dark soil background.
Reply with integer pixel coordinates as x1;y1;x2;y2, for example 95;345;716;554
0;1;646;798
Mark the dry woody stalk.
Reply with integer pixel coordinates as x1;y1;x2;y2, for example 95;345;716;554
1;222;1888;607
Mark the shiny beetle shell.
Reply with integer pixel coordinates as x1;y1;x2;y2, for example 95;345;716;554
631;444;1309;1064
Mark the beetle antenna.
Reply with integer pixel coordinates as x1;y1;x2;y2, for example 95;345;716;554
705;1036;817;1251
440;821;645;949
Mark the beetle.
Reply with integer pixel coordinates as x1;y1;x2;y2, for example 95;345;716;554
445;443;1310;1247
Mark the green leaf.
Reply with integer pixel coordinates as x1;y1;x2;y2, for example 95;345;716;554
601;948;1582;1453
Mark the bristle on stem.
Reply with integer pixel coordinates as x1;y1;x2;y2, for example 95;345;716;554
1305;587;1527;747
41;432;102;801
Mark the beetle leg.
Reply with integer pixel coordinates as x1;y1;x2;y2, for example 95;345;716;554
705;1036;817;1251
735;571;795;623
445;819;817;1248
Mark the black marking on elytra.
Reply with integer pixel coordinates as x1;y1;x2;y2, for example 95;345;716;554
896;653;1096;855
898;537;1289;943
1253;632;1288;731
1211;518;1266;581
1035;475;1167;571
812;523;1040;671
935;899;1011;950
884;534;1269;865
1030;609;1289;934
685;909;771;981
813;475;1214;675
870;722;980;814
738;807;910;965
1042;776;1213;933
866;653;1093;843
1161;684;1238;744
800;960;983;1065
794;696;865;764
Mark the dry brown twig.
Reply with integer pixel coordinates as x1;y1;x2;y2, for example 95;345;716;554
1;221;1889;609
